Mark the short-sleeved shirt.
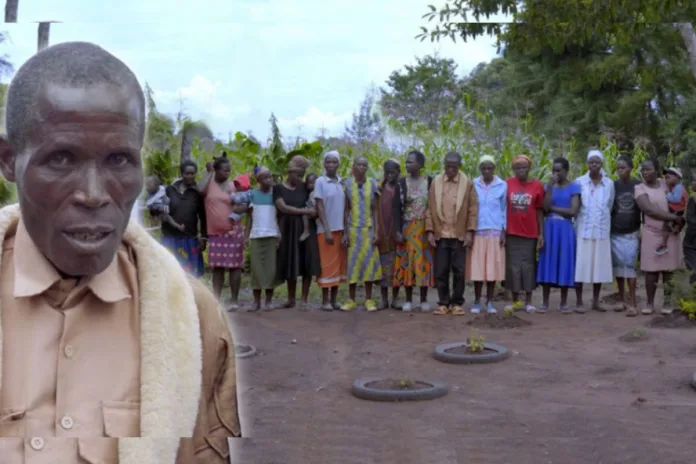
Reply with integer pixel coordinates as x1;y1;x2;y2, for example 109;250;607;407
313;175;345;233
611;178;642;234
505;177;545;238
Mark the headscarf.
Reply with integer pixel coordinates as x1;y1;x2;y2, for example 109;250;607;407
253;165;270;180
586;149;607;176
478;154;496;167
287;155;309;173
324;150;340;162
512;154;532;167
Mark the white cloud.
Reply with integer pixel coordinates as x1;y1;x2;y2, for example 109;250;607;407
278;107;352;135
153;75;250;124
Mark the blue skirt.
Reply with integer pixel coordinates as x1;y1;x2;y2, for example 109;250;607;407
161;235;205;278
536;215;576;287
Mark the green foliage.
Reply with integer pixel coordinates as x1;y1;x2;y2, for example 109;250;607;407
467;328;485;353
666;269;696;319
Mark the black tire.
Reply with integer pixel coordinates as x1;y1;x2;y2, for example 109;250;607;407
691;372;696;391
433;342;510;364
351;377;448;402
235;344;257;359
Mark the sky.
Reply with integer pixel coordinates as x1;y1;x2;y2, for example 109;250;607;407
0;0;501;141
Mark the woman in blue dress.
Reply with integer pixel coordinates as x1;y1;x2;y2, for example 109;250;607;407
537;157;581;313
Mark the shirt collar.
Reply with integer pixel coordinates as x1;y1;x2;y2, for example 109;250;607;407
13;220;132;303
446;172;461;183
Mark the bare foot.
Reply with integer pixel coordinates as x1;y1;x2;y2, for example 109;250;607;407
299;231;310;242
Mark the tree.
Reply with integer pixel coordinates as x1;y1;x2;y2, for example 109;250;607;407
418;1;696;155
379;54;465;131
344;90;385;146
0;32;13;78
417;0;696;79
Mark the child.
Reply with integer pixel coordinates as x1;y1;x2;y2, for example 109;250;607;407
245;166;280;311
657;167;688;255
144;175;185;231
300;173;318;242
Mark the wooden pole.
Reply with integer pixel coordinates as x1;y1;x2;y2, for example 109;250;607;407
4;0;18;22
37;22;50;52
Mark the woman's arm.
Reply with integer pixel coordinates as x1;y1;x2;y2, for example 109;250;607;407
635;194;680;221
315;198;330;232
274;197;310;215
543;185;553;213
198;170;213;194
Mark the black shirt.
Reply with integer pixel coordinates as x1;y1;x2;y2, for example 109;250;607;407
161;180;207;238
611;178;642;234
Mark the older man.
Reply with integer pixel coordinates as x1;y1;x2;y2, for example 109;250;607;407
426;151;478;315
0;42;240;463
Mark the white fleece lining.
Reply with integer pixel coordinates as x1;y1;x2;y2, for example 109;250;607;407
0;204;203;464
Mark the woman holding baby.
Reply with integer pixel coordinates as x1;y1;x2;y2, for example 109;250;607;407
199;152;245;309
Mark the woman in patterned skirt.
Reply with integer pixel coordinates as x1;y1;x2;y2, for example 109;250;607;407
342;156;383;311
199;152;245;310
392;150;435;311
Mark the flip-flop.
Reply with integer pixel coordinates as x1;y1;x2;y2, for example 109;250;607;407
537;306;548;314
641;307;654;315
560;305;571;314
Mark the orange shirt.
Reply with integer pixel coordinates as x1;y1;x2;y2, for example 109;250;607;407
203;180;235;236
0;220;140;463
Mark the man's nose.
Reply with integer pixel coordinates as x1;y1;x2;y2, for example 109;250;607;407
73;164;110;208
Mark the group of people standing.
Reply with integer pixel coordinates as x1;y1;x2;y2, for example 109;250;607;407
149;147;692;316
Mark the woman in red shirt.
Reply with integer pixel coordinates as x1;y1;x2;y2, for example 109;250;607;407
504;154;545;313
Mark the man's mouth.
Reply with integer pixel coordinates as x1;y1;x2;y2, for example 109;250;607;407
66;232;110;242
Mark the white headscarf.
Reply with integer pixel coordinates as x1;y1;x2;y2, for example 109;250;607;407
324;150;340;162
586;149;606;176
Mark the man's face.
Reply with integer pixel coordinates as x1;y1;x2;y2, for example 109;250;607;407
0;82;144;277
354;158;368;177
444;159;460;179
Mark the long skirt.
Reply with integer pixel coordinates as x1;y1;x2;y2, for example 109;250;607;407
466;230;505;282
505;234;537;293
537;216;576;287
611;232;640;279
347;226;383;284
207;223;245;269
161;235;205;277
394;219;435;287
250;237;277;290
574;238;613;283
277;215;320;282
640;226;682;273
380;251;396;288
317;231;347;288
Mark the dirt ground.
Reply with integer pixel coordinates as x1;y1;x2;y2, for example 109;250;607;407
225;286;696;464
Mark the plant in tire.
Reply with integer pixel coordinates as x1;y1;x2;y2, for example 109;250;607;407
467;329;485;353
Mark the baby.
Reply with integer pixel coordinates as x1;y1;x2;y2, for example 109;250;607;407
145;176;185;231
656;167;688;255
300;173;318;242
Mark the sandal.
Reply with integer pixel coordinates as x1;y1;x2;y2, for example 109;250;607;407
525;305;537;313
641;307;654;315
560;305;571;314
626;307;638;317
537;305;548;314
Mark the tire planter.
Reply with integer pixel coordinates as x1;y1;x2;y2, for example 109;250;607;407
234;344;257;359
351;377;448;402
433;341;510;364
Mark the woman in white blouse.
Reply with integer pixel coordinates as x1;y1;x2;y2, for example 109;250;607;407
574;150;615;313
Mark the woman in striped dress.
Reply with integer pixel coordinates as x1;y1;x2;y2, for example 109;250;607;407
342;156;383;311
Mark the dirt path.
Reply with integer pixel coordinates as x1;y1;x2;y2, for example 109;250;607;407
226;288;696;464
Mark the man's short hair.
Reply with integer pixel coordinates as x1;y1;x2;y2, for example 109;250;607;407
4;41;145;153
444;151;462;164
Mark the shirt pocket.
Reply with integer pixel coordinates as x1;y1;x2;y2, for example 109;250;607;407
77;438;119;464
100;401;140;437
0;406;26;436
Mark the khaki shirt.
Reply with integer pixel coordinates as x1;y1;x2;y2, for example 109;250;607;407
0;220;140;463
440;173;460;239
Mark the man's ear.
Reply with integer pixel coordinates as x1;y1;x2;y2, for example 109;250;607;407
0;137;16;182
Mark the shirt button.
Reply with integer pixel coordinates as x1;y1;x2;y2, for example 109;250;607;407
63;345;74;358
60;415;74;430
29;437;45;450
